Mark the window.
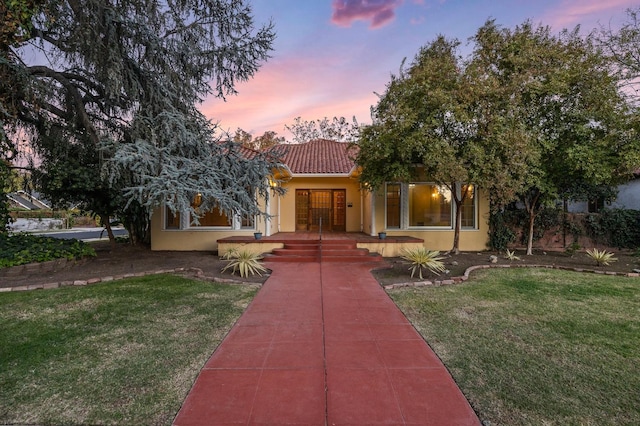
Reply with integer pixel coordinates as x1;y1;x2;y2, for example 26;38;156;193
166;209;181;229
164;192;256;230
409;183;452;227
191;206;231;227
386;183;401;229
460;184;476;228
387;182;478;230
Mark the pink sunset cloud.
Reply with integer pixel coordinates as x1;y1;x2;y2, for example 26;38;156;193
331;0;403;29
200;53;380;139
542;0;636;30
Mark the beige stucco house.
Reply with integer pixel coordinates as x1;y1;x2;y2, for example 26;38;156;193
150;139;490;254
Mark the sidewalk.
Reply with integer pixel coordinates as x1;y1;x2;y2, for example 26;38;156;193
173;262;480;425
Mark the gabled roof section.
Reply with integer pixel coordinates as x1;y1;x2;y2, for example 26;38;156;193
279;139;358;175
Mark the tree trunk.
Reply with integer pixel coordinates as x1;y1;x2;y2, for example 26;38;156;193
526;210;535;255
451;182;468;255
100;214;116;251
452;199;462;255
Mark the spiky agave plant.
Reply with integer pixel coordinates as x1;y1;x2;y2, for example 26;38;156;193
400;248;446;279
504;249;521;261
585;248;617;266
221;248;268;278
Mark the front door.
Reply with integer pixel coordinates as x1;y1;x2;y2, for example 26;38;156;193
295;189;346;232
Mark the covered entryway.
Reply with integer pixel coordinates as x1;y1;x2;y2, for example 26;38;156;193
295;189;346;232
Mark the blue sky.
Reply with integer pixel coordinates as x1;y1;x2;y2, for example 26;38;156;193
202;0;637;138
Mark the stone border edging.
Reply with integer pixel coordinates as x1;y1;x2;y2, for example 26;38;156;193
383;263;640;290
0;267;252;293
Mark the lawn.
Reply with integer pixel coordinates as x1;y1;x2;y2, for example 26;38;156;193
0;275;257;425
388;268;640;425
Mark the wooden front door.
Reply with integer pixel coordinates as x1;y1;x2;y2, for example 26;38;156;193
295;189;346;232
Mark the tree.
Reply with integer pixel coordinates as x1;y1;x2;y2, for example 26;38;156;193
599;7;640;102
253;130;284;150
285;116;360;143
233;128;284;150
1;0;280;245
473;20;639;254
357;36;532;254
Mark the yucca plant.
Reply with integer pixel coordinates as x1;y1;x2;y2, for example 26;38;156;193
400;248;446;279
221;248;268;277
504;249;521;261
585;248;617;266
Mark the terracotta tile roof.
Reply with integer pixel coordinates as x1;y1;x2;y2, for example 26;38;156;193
278;139;358;174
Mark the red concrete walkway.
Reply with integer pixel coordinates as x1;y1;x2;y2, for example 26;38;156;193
173;262;480;425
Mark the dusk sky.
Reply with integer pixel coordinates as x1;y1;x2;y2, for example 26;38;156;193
203;0;638;139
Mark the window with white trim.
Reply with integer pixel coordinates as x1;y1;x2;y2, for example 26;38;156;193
385;182;477;230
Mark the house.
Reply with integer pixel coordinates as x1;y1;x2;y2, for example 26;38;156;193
7;191;51;210
150;139;490;254
568;171;640;213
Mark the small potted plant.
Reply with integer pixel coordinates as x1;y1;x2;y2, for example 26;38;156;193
378;232;387;240
254;231;262;240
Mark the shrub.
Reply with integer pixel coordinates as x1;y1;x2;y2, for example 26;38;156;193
584;209;640;249
488;210;516;251
0;233;96;268
400;248;446;279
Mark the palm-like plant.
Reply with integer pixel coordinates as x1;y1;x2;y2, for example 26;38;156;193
585;248;617;266
221;248;268;278
400;248;446;279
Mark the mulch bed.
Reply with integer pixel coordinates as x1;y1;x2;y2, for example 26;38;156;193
2;242;639;290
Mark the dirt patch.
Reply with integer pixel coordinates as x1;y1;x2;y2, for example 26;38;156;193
1;242;266;288
372;249;640;286
2;242;639;289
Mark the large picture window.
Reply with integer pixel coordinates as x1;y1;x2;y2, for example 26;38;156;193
385;182;478;230
191;206;231;227
409;184;452;227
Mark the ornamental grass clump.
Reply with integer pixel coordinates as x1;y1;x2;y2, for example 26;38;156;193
221;248;268;277
400;248;446;279
585;248;617;266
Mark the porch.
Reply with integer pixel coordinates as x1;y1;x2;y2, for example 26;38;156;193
217;232;424;259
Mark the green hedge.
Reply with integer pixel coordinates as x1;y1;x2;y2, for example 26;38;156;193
584;209;640;249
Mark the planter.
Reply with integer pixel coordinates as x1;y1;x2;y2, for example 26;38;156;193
378;232;387;240
254;232;263;240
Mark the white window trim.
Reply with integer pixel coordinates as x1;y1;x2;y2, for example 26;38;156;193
386;182;478;231
163;204;253;231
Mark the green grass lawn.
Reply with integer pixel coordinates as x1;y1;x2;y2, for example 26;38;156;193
389;268;640;425
0;275;257;425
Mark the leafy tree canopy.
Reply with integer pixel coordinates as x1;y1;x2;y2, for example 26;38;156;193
285;116;360;143
356;19;640;254
233;128;284;150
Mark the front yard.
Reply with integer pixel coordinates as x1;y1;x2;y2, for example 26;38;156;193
389;268;640;425
0;275;257;425
1;267;638;425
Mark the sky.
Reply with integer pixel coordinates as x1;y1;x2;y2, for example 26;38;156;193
202;0;638;140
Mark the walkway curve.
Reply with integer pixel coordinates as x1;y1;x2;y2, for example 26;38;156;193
173;261;481;425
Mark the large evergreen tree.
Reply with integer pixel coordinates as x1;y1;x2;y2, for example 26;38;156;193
1;0;281;244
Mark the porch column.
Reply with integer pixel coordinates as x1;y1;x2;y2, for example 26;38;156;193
370;189;376;236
